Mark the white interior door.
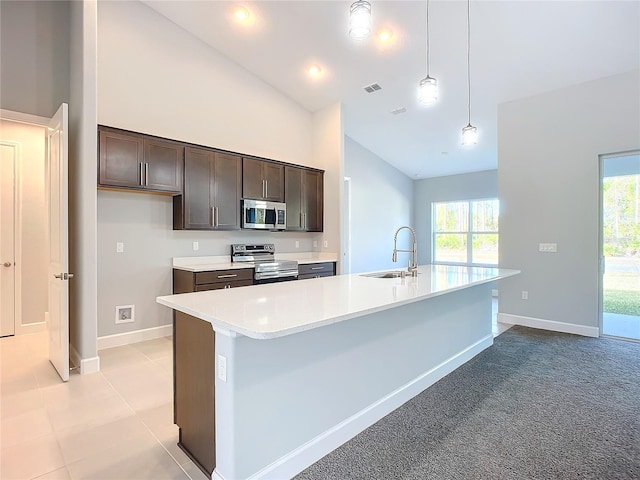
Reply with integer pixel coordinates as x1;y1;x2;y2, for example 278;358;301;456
48;103;70;381
0;142;16;337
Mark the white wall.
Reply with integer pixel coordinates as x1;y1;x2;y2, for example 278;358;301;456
344;136;413;273
69;0;98;366
413;170;498;265
96;1;340;338
0;0;69;118
498;70;640;334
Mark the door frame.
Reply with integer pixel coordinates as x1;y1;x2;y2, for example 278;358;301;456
598;149;640;338
0;109;50;335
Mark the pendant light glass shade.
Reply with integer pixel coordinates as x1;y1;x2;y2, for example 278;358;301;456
461;0;478;145
461;123;478;145
418;0;438;105
418;76;438;105
349;0;372;40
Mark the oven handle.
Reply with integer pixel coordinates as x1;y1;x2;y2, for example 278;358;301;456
254;271;299;280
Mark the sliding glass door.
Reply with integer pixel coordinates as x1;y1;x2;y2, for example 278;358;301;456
601;152;640;341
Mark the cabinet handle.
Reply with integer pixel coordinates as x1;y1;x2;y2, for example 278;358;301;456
303;213;307;229
215;207;219;227
212;206;219;227
265;180;268;198
310;266;324;270
144;163;149;186
217;274;238;279
139;163;144;186
300;212;303;228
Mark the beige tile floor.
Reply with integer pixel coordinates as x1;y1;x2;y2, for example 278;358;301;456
1;301;507;480
0;332;209;480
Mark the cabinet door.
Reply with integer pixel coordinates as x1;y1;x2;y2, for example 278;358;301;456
183;147;214;229
213;153;241;229
242;158;264;200
303;170;323;232
263;162;284;202
99;130;144;188
144;139;183;193
285;167;303;230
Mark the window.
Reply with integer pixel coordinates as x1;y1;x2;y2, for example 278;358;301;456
432;199;499;266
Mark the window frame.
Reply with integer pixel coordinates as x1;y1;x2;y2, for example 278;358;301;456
431;197;499;267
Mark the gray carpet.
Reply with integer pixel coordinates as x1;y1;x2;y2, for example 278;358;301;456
294;326;640;480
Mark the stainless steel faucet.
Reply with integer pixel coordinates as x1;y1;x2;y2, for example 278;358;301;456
392;226;418;276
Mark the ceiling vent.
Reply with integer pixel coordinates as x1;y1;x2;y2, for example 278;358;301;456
363;83;382;93
391;107;407;115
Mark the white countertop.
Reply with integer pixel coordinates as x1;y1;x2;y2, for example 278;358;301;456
172;253;338;272
157;265;519;339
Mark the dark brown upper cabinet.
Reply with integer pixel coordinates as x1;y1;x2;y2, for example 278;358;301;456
98;127;183;194
285;166;323;232
173;147;241;230
242;158;284;202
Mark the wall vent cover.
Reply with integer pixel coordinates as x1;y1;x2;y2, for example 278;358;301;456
391;107;407;115
363;83;382;93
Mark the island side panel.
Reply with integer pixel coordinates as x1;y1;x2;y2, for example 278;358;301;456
174;311;216;476
219;283;493;479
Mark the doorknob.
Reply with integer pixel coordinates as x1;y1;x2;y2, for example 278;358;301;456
3;262;11;267
54;273;74;280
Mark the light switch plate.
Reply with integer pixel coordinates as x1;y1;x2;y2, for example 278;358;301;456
539;243;557;253
217;355;227;382
193;241;199;251
116;242;124;253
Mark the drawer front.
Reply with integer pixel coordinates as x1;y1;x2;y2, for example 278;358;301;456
298;262;335;276
194;279;254;291
195;268;253;285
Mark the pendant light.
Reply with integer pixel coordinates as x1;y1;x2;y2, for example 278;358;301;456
461;0;478;145
418;0;438;105
349;0;372;40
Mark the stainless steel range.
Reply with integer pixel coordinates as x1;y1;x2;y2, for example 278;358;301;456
231;244;298;284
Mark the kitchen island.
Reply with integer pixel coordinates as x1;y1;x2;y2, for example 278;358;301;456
157;264;519;480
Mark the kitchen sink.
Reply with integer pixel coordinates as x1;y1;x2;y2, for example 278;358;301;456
360;271;407;279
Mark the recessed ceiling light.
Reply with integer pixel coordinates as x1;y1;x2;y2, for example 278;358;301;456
377;29;393;42
307;65;323;77
233;6;251;23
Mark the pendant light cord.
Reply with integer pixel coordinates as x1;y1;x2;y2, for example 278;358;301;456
467;0;471;124
426;0;430;76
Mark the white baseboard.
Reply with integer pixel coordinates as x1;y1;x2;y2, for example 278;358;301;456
497;313;599;338
70;344;101;375
97;324;173;350
246;334;494;480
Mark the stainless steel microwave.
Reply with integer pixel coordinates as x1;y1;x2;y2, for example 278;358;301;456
242;199;286;230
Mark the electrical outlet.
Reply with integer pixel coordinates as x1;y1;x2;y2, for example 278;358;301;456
323;240;328;248
295;241;299;249
313;240;318;248
522;291;528;300
193;241;199;251
116;242;124;253
539;243;557;253
218;355;227;382
115;305;135;324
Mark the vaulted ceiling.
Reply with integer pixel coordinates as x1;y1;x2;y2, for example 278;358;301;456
142;1;640;178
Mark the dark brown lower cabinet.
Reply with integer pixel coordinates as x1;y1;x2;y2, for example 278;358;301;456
173;268;253;293
174;312;215;476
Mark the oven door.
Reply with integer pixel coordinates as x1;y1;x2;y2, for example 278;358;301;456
254;273;298;285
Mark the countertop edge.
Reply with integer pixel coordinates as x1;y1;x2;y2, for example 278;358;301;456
157;268;520;340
